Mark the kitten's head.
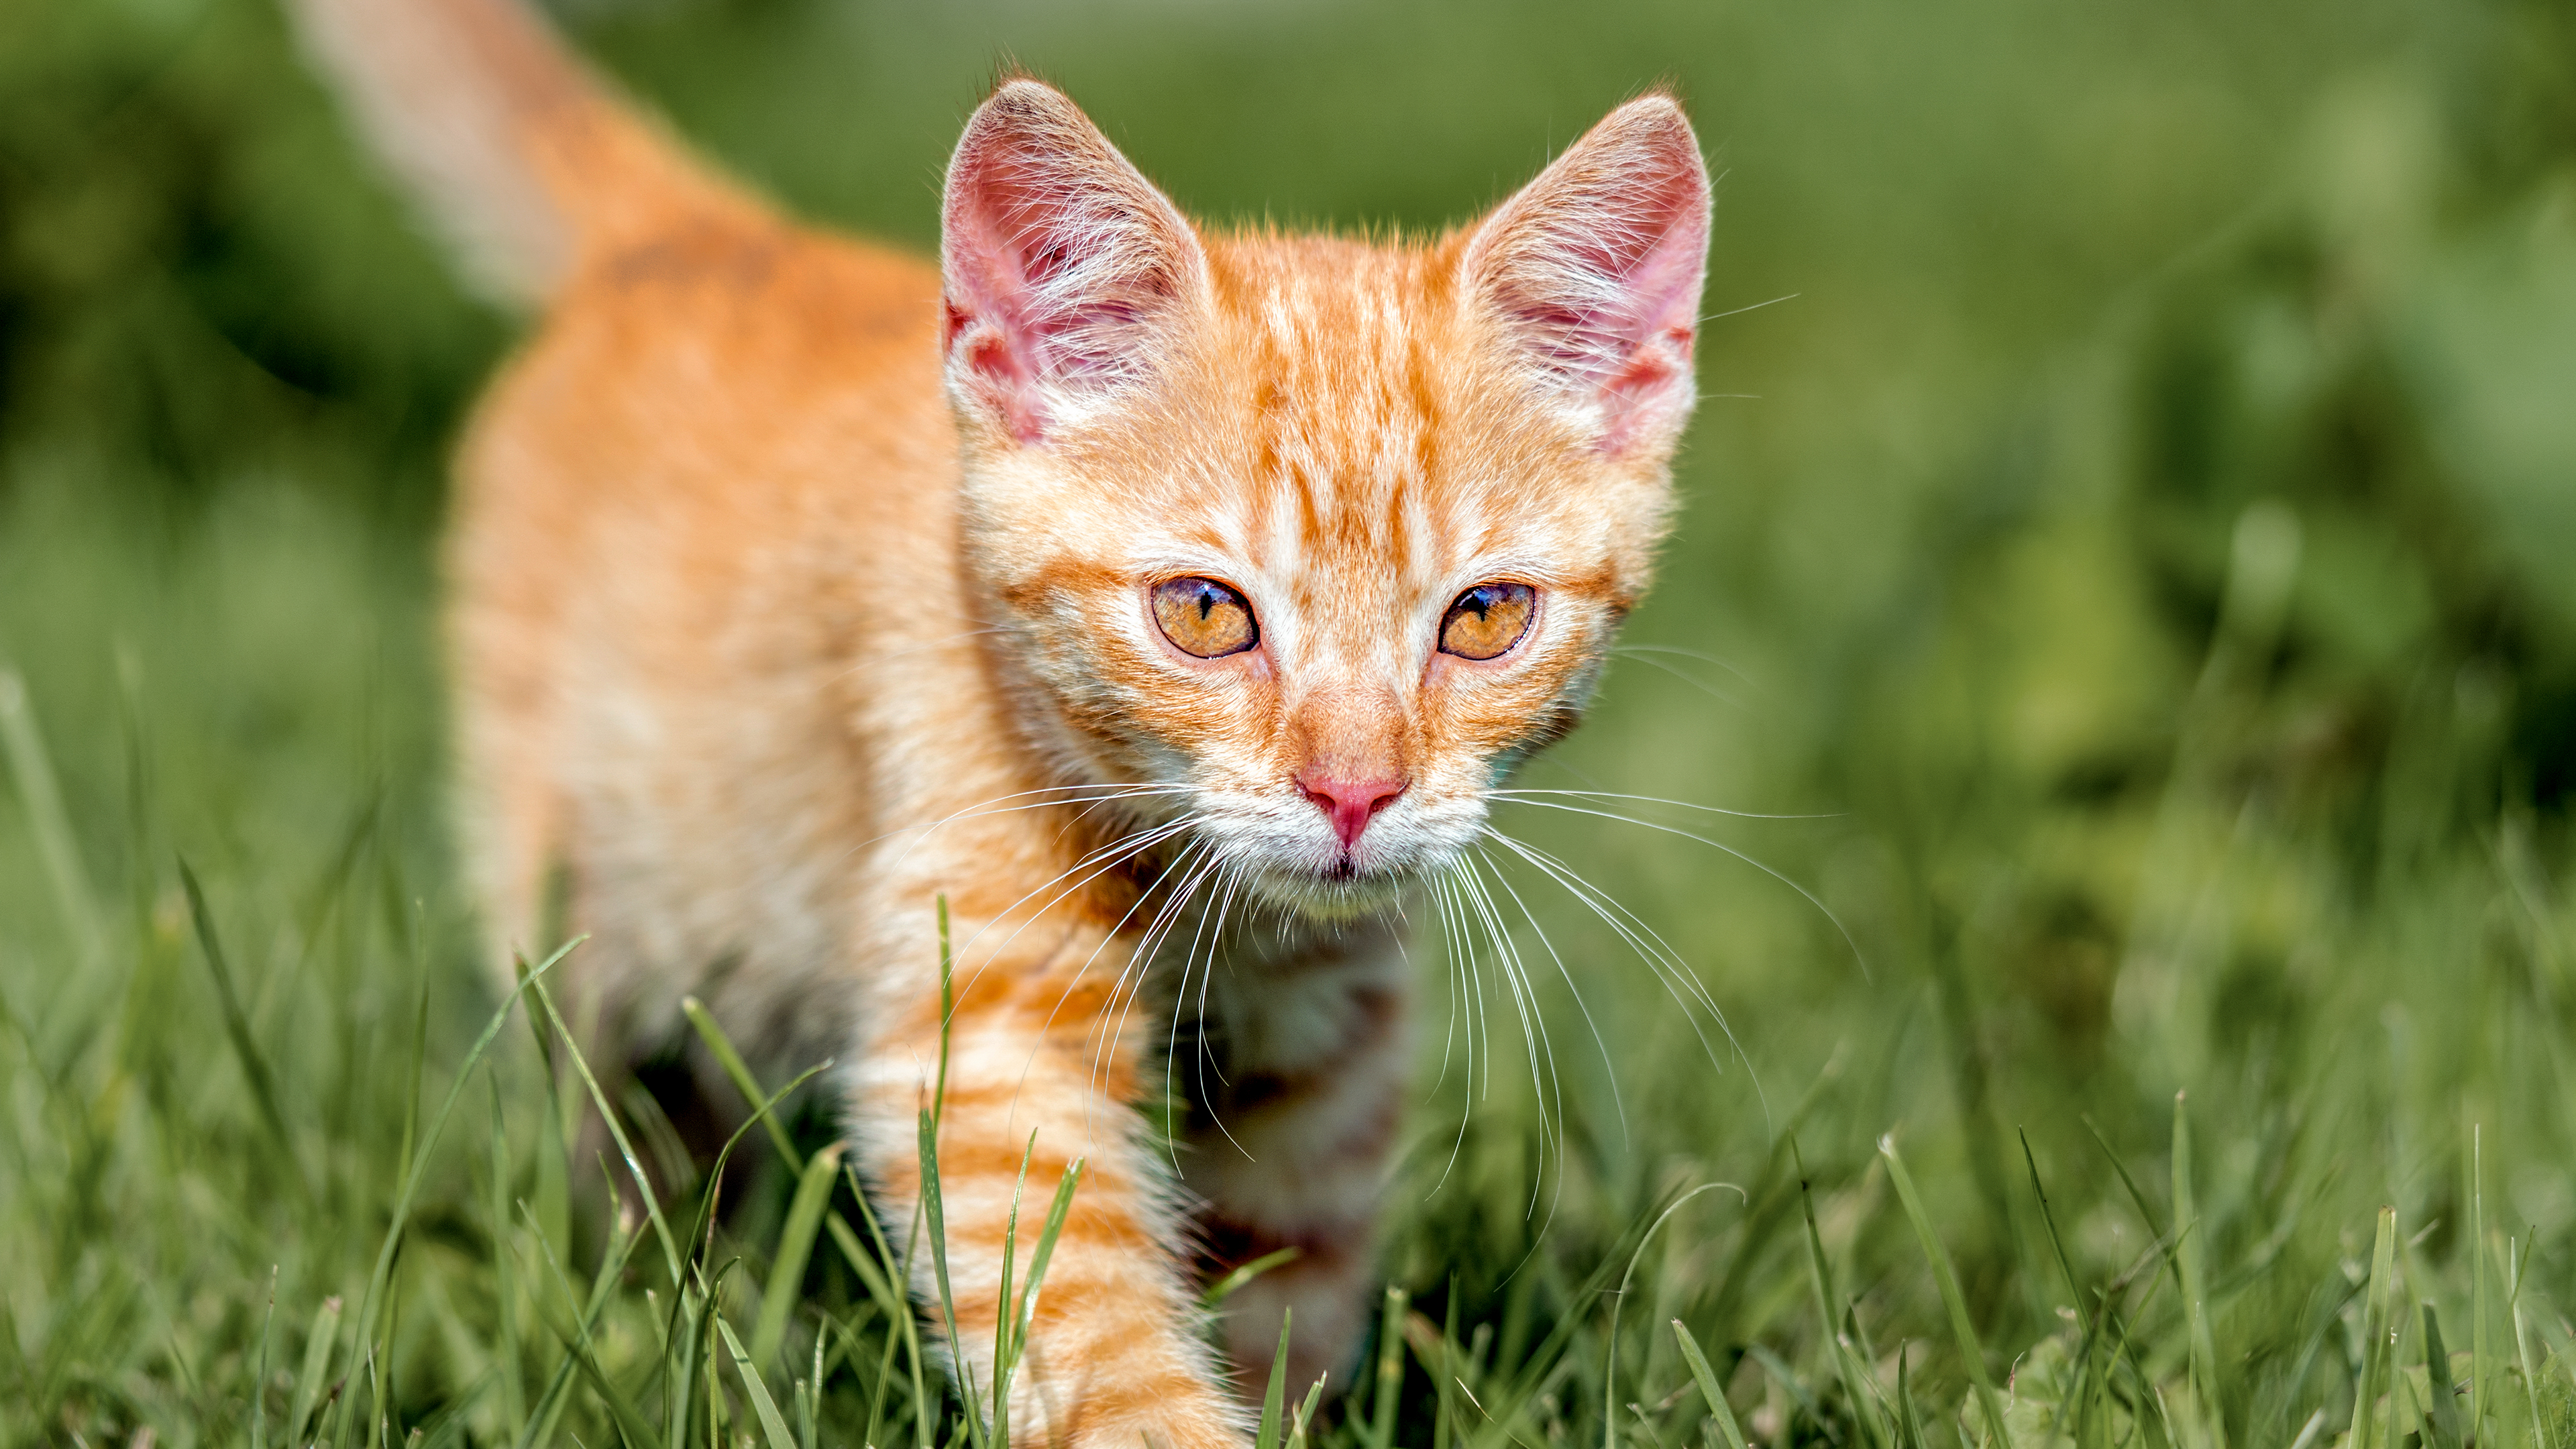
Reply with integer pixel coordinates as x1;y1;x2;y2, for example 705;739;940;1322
938;80;1709;914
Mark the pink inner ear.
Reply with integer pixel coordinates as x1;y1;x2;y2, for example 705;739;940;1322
1472;103;1711;449
939;85;1201;442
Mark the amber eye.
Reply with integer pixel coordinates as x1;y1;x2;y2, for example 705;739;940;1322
1439;582;1537;661
1151;576;1260;659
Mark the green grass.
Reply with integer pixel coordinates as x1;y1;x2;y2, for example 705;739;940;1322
5;0;2576;1443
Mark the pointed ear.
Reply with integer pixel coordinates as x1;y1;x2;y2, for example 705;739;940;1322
938;80;1209;445
1462;96;1711;457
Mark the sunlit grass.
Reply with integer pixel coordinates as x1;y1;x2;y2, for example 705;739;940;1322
3;475;2574;1447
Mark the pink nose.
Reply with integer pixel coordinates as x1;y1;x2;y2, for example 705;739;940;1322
1298;773;1407;849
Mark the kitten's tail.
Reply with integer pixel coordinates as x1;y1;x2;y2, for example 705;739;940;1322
286;0;736;305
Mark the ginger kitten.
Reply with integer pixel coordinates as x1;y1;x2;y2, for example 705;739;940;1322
290;0;1710;1441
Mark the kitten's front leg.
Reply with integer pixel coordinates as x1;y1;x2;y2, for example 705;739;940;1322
850;916;1246;1449
1183;920;1410;1403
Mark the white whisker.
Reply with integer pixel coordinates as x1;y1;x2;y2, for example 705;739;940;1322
1486;796;1866;975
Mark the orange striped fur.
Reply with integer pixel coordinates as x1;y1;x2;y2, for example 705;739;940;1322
289;1;1709;1441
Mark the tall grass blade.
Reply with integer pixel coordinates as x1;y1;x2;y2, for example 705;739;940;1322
1258;1307;1295;1449
1604;1186;1735;1449
0;665;103;960
525;959;683;1282
2421;1305;2463;1449
1671;1321;1752;1449
2469;1131;2489;1446
2349;1208;2398;1449
289;1295;343;1446
337;936;581;1442
515;1202;645;1449
1792;1142;1890;1449
1371;1285;1409;1449
252;1266;278;1449
1010;1156;1084;1358
720;1316;802;1449
1203;1247;1305;1309
2171;1095;2225;1449
919;1106;983;1449
487;1079;526;1438
754;1142;845;1370
1289;1370;1330;1449
685;995;803;1167
1880;1136;2008;1448
178;860;305;1195
2508;1235;2548;1449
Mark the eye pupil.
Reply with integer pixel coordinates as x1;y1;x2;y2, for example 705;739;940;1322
1438;581;1535;661
1152;576;1259;659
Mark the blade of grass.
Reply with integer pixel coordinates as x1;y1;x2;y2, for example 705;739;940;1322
178;860;308;1201
1008;1156;1084;1364
334;936;581;1443
754;1142;845;1370
720;1316;802;1449
991;1138;1034;1449
515;1199;645;1449
2349;1208;2398;1449
1204;1247;1306;1310
1371;1285;1409;1449
1604;1186;1735;1449
252;1267;277;1449
685;995;802;1167
525;959;682;1283
919;1106;984;1449
2469;1131;2489;1447
1289;1370;1330;1449
2508;1234;2546;1449
2421;1305;2463;1449
0;665;103;960
2020;1130;2102;1448
288;1295;343;1446
1671;1321;1752;1449
2172;1094;2226;1449
1258;1307;1295;1449
1895;1345;1929;1449
488;1079;526;1438
1880;1136;2007;1448
1792;1142;1890;1449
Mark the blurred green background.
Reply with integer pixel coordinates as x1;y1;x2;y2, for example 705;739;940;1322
5;0;2576;1441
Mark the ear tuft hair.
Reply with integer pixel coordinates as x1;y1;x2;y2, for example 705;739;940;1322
1464;96;1713;456
938;80;1208;445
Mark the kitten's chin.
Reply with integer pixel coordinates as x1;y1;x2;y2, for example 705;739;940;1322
1240;855;1432;920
